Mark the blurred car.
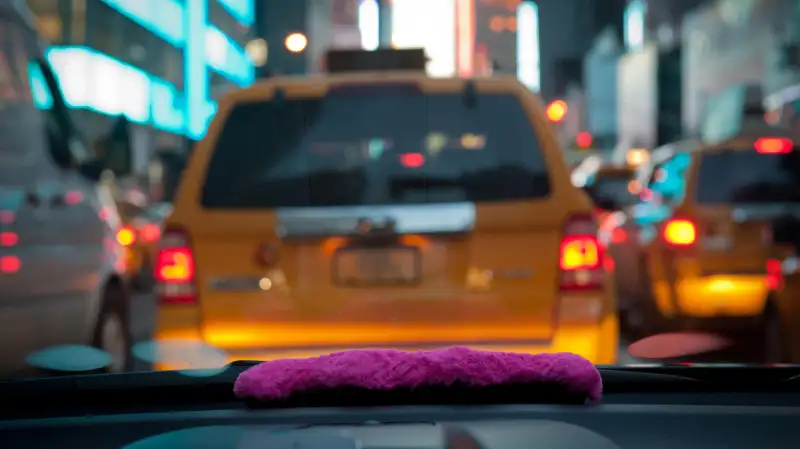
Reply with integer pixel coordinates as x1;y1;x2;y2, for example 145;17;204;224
574;164;637;215
151;48;619;369
614;130;800;362
0;1;134;376
119;202;172;292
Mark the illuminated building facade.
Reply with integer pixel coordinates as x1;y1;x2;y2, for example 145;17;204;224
28;0;255;145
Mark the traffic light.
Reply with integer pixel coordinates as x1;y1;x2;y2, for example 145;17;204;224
546;100;567;122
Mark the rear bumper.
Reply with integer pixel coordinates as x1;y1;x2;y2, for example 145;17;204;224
152;314;619;370
654;275;769;319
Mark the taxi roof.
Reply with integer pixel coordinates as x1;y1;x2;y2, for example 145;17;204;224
237;46;526;99
693;128;799;154
243;71;520;90
595;165;635;176
221;72;538;110
695;119;799;150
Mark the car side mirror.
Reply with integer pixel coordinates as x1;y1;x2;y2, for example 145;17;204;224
96;116;133;177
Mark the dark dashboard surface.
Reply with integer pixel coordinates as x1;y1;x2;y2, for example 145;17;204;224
1;365;799;448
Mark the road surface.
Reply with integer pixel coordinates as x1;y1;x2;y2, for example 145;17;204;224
130;292;643;365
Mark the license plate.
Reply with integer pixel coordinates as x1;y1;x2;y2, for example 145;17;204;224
333;246;421;286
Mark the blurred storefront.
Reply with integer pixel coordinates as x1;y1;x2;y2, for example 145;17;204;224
27;1;255;163
27;0;255;200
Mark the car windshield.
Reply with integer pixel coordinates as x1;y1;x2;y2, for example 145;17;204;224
5;0;800;387
202;91;550;208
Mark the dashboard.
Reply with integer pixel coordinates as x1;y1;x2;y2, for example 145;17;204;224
2;396;799;448
1;366;799;448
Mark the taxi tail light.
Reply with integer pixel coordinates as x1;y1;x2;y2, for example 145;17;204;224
765;259;783;290
155;227;197;305
663;219;696;247
558;214;605;291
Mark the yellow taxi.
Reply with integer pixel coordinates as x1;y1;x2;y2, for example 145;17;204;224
152;49;619;368
620;132;799;361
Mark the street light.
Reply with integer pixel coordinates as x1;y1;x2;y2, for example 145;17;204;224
285;33;308;53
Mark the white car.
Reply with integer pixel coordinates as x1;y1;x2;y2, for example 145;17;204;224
0;1;135;376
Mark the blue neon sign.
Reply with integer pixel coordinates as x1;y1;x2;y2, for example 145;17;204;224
40;0;255;139
100;0;254;87
41;47;216;137
216;0;254;27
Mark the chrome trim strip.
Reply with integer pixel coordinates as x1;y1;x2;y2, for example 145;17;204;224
276;202;476;237
208;277;263;291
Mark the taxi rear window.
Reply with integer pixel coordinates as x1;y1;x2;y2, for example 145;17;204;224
201;90;550;208
696;148;800;203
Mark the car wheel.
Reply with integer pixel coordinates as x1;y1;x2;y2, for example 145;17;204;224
91;281;134;372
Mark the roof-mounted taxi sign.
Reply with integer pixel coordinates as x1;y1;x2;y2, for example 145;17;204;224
324;48;428;74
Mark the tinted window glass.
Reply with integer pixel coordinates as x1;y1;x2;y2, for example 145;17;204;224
591;173;636;207
696;149;800;203
201;91;550;208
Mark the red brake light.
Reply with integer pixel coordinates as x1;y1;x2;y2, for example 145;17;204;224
155;227;197;304
664;219;696;246
559;215;605;291
139;224;161;243
766;258;783;290
560;235;601;270
116;226;136;246
754;137;792;154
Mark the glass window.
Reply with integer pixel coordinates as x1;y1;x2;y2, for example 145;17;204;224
202;90;551;208
696;148;800;204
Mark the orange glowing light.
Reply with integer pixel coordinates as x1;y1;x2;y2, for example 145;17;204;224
546;100;567;122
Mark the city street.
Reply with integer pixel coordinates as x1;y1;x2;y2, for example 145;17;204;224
129;292;643;365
